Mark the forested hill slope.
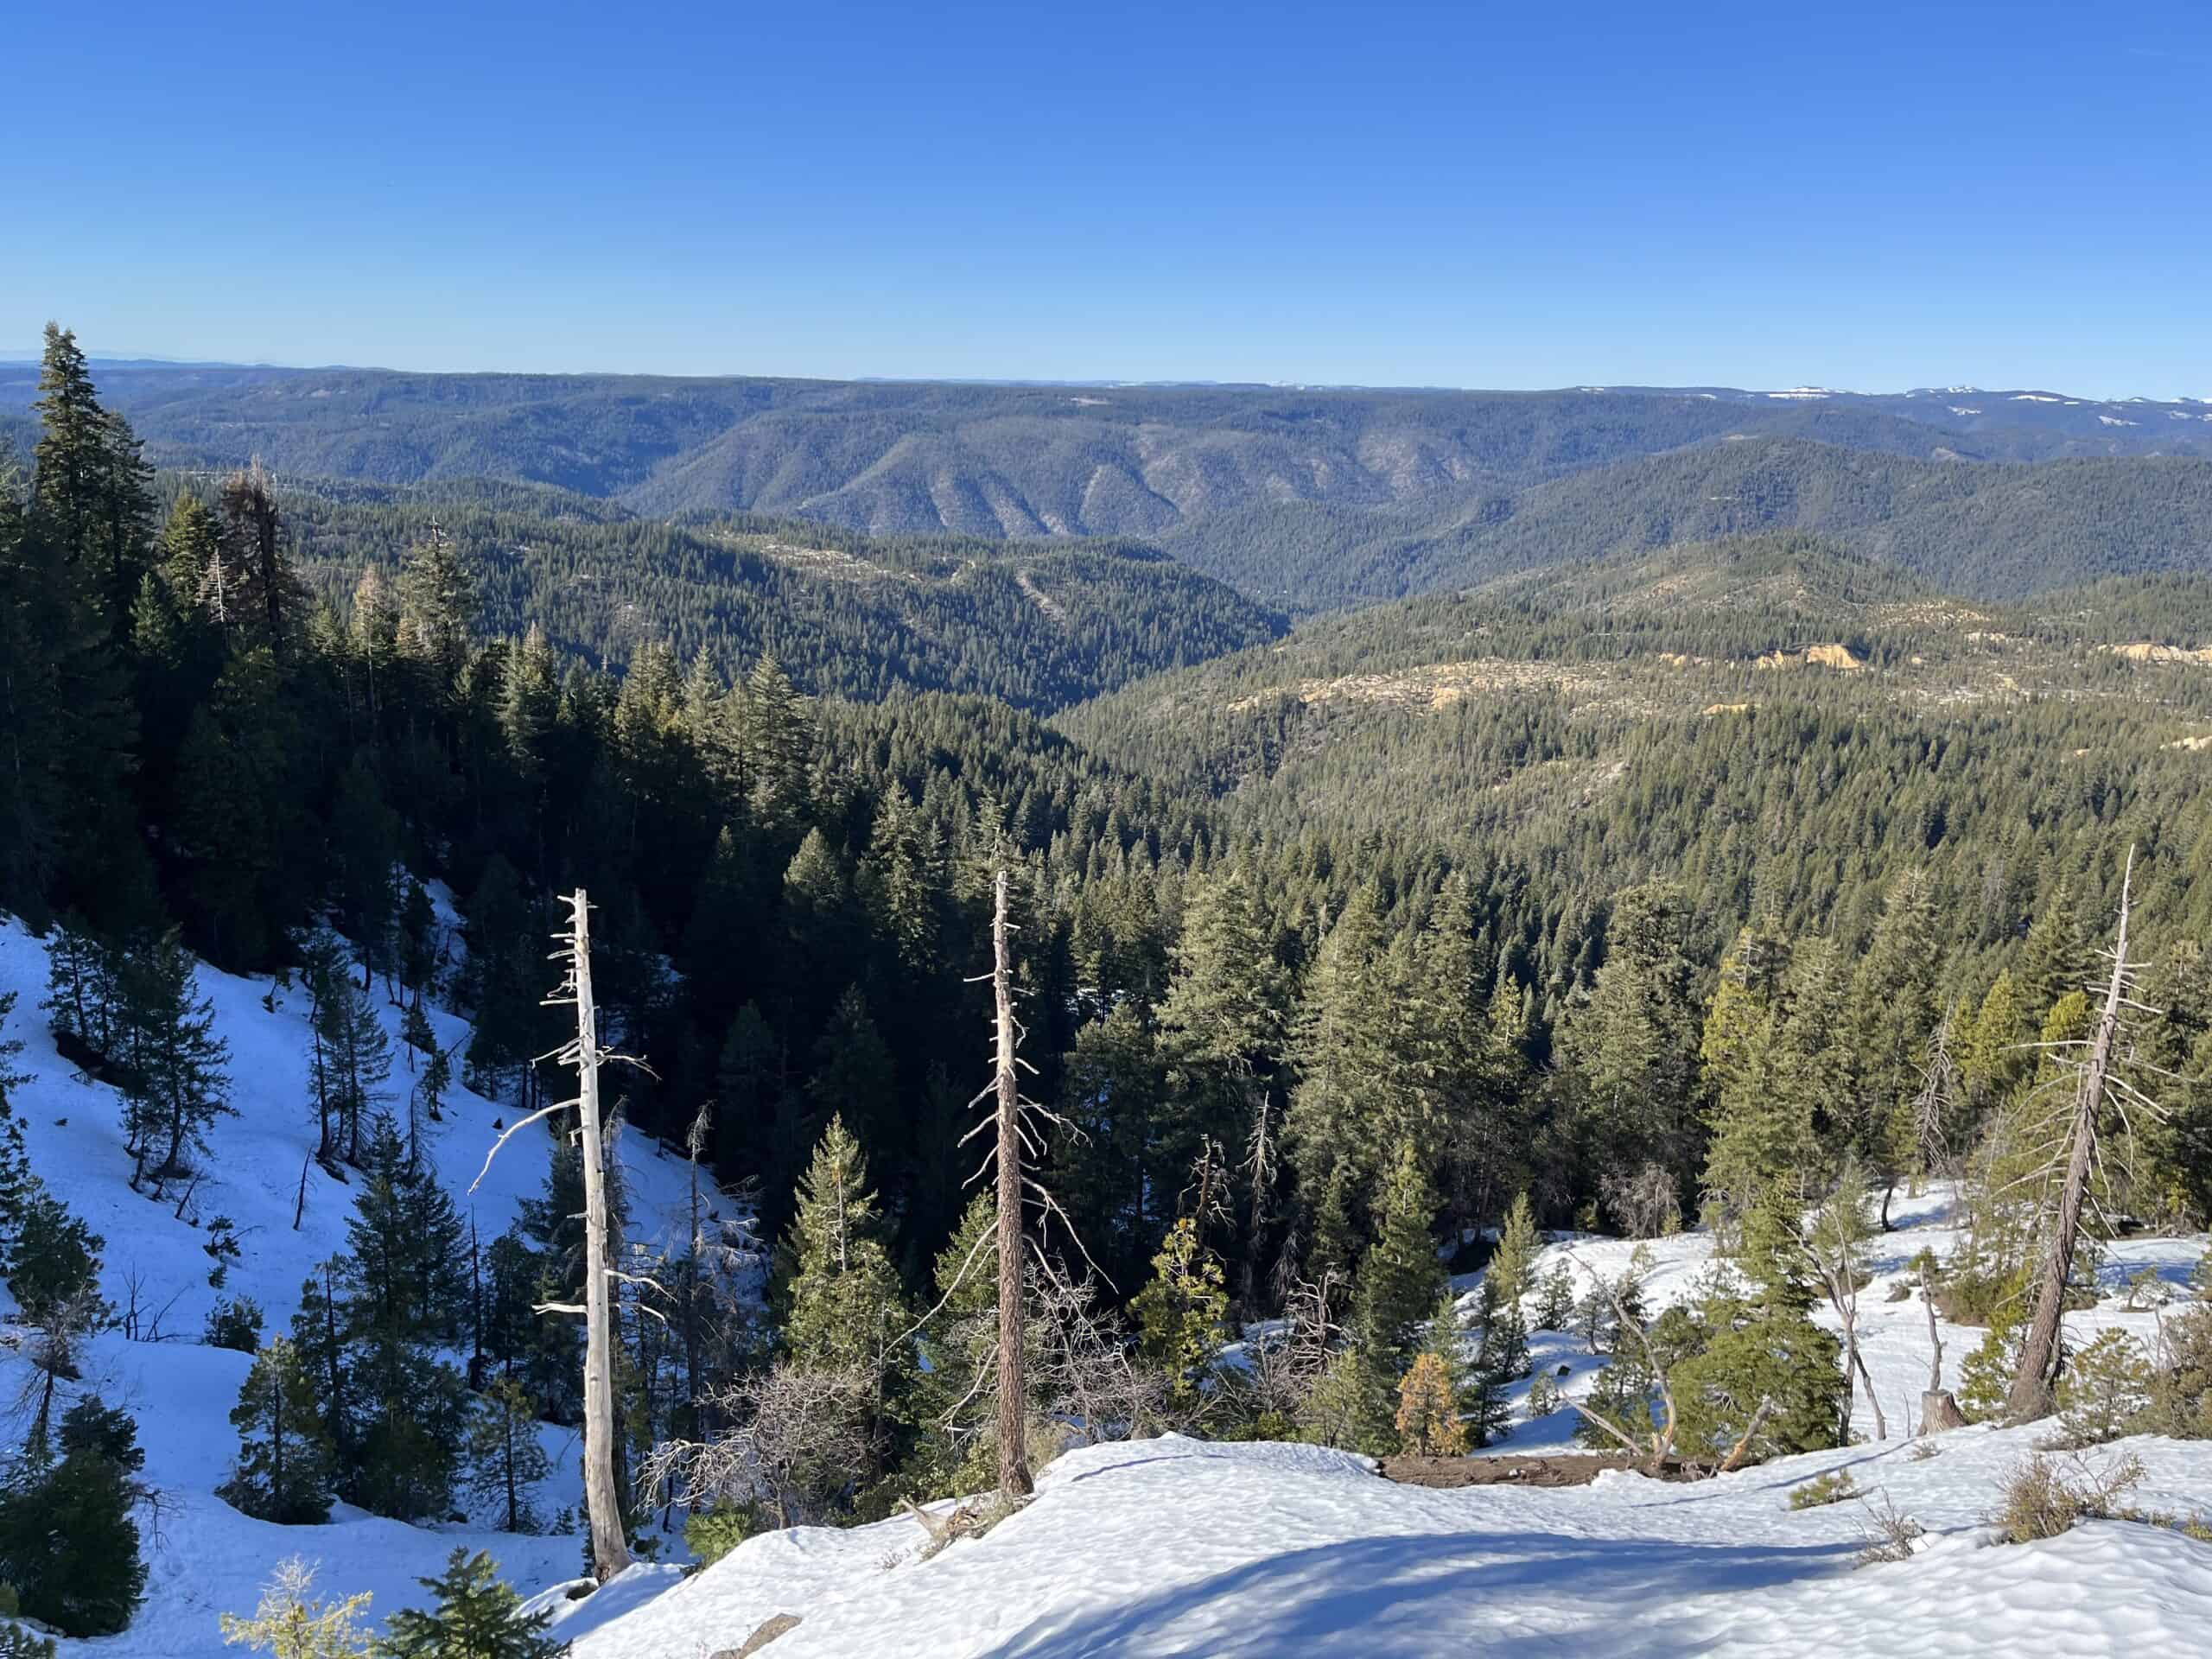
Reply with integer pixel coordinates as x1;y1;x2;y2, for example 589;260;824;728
249;479;1286;711
11;363;2212;615
1325;440;2212;604
1058;534;2212;943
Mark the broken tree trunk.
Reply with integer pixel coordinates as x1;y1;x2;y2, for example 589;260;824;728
992;868;1033;1501
1919;1259;1966;1433
2004;850;2135;1424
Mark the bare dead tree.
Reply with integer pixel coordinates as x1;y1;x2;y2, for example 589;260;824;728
1919;1256;1967;1432
1910;1008;1962;1189
469;888;645;1581
2005;849;2163;1422
1796;1164;1887;1440
1561;1249;1678;1473
1028;1265;1164;1443
988;868;1033;1500
641;1363;874;1529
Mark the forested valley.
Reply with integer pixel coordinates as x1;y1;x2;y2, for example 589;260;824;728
6;327;2212;1652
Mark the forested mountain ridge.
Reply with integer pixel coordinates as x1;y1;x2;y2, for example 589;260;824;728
203;476;1287;711
10;361;2212;614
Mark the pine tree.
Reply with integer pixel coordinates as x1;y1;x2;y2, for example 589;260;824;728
375;1549;561;1659
1561;881;1705;1196
737;654;810;839
340;1117;470;1519
0;1398;145;1637
0;432;138;929
465;1376;551;1534
915;1191;1010;1487
114;928;232;1183
30;325;153;640
1357;1141;1446;1401
781;1116;910;1471
1285;887;1395;1207
1466;1279;1527;1447
322;973;394;1167
1488;1191;1541;1313
857;787;938;970
219;463;303;658
1689;925;1814;1221
804;987;894;1158
395;521;474;684
1841;872;1938;1213
221;1338;337;1525
218;1557;376;1659
1132;1214;1229;1415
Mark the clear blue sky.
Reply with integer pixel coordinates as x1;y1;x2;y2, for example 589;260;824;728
7;0;2208;396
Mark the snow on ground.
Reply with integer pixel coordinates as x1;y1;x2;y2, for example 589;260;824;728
1465;1185;2206;1450
0;914;741;1657
569;1429;2212;1658
565;1190;2212;1658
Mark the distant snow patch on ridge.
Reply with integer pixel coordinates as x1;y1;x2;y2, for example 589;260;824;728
2011;393;2065;403
2100;416;2139;427
1765;387;1835;399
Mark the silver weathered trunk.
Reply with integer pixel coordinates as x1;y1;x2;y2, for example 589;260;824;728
2005;854;2133;1423
569;890;634;1580
992;868;1033;1500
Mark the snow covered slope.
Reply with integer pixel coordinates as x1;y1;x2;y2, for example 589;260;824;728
0;914;741;1658
561;1192;2212;1659
570;1431;2212;1657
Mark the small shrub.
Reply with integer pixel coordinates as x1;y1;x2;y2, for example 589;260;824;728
1907;1438;1941;1461
2146;1305;2212;1439
2050;1329;2152;1448
1854;1492;1924;1566
1956;1307;2023;1422
204;1296;264;1353
1394;1353;1469;1456
1789;1470;1859;1510
1524;1372;1563;1421
683;1503;760;1571
1990;1451;2146;1545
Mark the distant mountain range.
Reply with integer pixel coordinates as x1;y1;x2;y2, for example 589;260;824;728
6;361;2212;612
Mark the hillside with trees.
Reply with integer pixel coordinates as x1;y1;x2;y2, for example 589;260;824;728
8;329;2212;1654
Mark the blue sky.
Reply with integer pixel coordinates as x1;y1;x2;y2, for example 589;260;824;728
7;0;2208;395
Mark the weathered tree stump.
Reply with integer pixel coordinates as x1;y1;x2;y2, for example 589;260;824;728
1920;1389;1968;1433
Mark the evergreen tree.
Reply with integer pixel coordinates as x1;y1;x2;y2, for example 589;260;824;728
0;1398;145;1637
115;928;232;1183
1840;872;1939;1209
1560;882;1705;1198
1132;1214;1229;1415
374;1549;561;1659
464;1376;551;1534
1356;1141;1446;1415
737;654;810;839
222;1338;338;1525
340;1118;470;1519
1699;918;1816;1224
1488;1191;1541;1313
781;1116;910;1472
1465;1273;1530;1448
218;1558;376;1659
